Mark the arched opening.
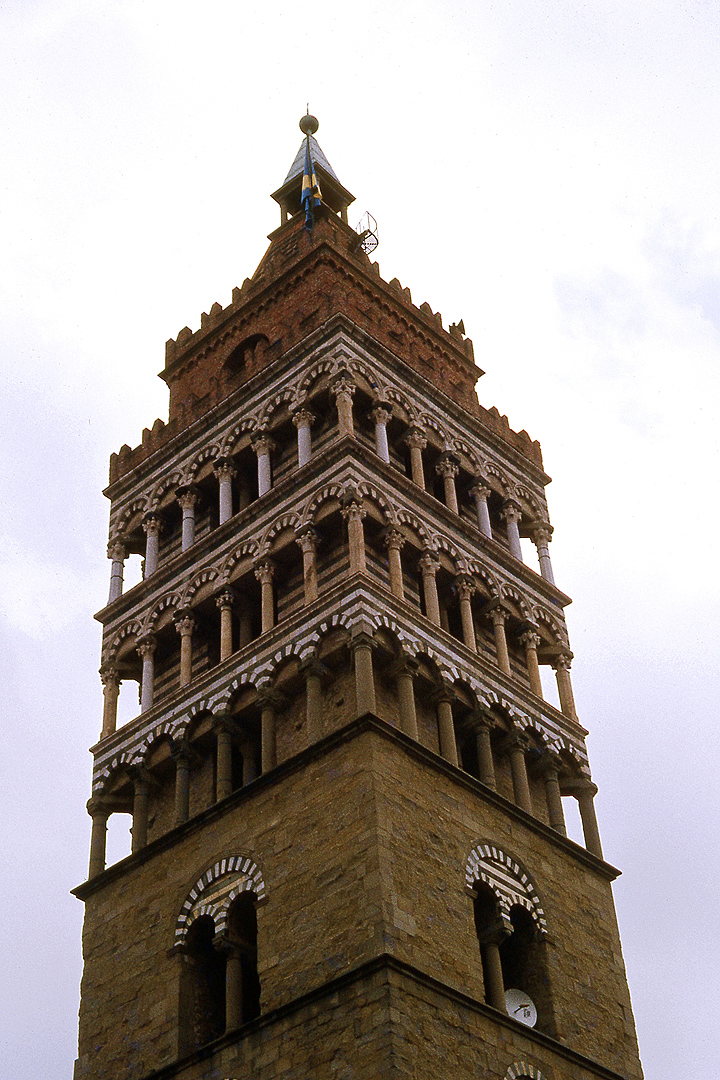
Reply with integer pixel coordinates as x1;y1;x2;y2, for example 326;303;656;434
180;915;226;1052
499;904;553;1033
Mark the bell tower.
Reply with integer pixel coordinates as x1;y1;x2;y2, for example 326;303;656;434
74;117;644;1080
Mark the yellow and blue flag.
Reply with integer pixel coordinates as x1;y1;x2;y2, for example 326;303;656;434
301;139;322;230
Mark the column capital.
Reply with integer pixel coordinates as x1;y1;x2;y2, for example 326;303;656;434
474;915;511;947
299;654;330;680
532;522;554;546
535;749;564;779
107;539;127;562
371;404;392;426
330;369;356;398
456;575;476;602
213;458;237;481
176;486;199;511
341;499;366;523
500;727;532;755
519;627;542;651
291;407;315;429
215;587;236;610
470;710;496;734
551;648;574;672
142;512;162;535
383;527;406;552
418;550;440;575
483;599;511;624
174;610;195;637
211;712;239;736
253;558;276;584
136;635;157;659
563;777;598;799
86;797;110;819
257;685;285;710
350;619;376;648
404;425;427;450
99;663;121;689
432;679;455;706
436;454;459;479
469;479;492;500
251;431;276;456
294;523;318;552
387;651;419;680
500;499;522;524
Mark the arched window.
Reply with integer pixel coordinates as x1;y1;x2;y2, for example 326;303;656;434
466;843;555;1033
180;915;225;1051
225;893;260;1027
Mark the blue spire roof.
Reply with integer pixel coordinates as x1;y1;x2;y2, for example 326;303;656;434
283;135;340;185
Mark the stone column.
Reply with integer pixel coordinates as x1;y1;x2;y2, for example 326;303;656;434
87;799;109;878
520;629;544;699
137;636;156;713
371;405;392;463
215;717;234;800
457;577;477;652
393;654;418;740
107;541;126;603
216;589;235;661
434;683;459;767
299;656;323;743
342;497;367;575
177;488;198;551
175;611;195;688
486;604;511;677
142;513;162;577
254;559;276;633
405;427;427;489
240;734;258;785
295;525;318;604
351;624;376;716
474;715;497;790
172;743;191;825
292;408;315;468
553;651;577;720
331;371;356;438
258;689;279;773
384;528;405;600
568;779;603;858
419;551;441;626
532;524;555;585
478;926;509;1012
504;729;533;813
237;596;253;649
469;482;493;539
538;752;567;836
501;500;523;561
436;454;460;514
214;460;236;524
252;433;275;497
131;770;150;853
224;943;244;1030
100;664;121;738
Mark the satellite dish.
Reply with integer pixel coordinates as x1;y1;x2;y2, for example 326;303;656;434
354;211;379;254
504;988;537;1027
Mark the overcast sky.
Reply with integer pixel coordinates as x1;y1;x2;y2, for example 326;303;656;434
1;1;718;1077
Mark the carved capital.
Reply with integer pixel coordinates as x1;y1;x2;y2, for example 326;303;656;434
371;405;392;426
469;481;491;501
500;500;522;525
519;628;541;652
291;407;315;429
535;749;563;779
215;587;235;611
483;600;510;626
251;432;275;456
341;501;366;524
174;611;195;637
99;664;121;691
532;523;554;547
383;527;405;553
136;635;156;660
330;370;356;399
87;797;110;820
176;487;199;511
253;558;276;585
107;540;127;562
456;575;476;602
213;458;237;482
500;726;532;755
551;649;574;672
142;513;162;536
404;426;427;451
418;551;440;577
436;454;459;480
294;524;318;553
432;679;455;706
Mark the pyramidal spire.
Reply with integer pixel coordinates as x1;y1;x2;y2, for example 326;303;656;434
271;113;355;225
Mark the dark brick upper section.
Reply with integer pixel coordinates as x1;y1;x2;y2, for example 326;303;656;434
108;206;543;485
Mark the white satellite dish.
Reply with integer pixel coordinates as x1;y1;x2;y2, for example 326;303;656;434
504;988;537;1027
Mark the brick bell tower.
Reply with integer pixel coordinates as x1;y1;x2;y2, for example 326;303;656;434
74;116;644;1080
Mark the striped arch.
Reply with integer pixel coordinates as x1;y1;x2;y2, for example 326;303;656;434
532;605;567;645
512;483;544;519
434;533;466;572
382;384;418;424
219;540;262;580
260;512;302;550
394;508;435;549
465;561;500;599
297;356;338;397
94;751;136;795
465;843;547;934
254;640;306;682
105;619;143;663
355;481;397;522
504;1063;546;1080
483;461;511;494
174;855;267;947
218;416;257;458
344;357;384;396
147;470;185;509
113;497;151;537
499;584;533;621
179;567;222;607
549;735;591;775
184;444;221;481
447;435;484;476
257;385;298;428
136;718;181;765
142;592;182;634
417;412;448;446
300;481;346;523
370;613;422;656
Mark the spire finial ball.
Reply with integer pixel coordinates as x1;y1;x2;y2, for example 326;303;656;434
299;114;319;136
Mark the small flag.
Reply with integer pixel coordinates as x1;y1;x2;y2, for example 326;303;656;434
301;139;322;231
